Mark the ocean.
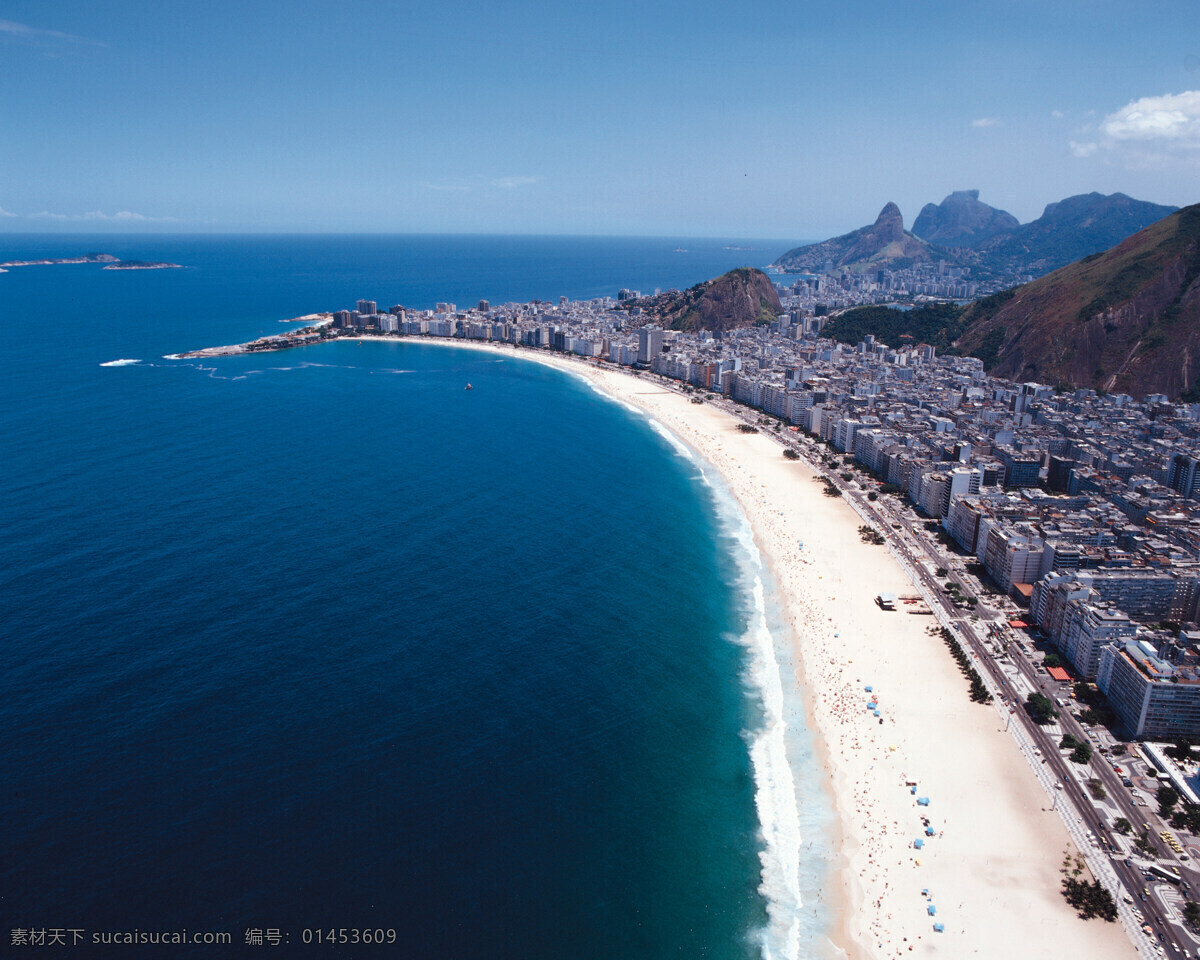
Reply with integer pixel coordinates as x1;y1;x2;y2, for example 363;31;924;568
0;235;835;958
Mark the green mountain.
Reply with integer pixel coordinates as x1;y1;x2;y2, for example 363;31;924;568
954;203;1200;398
821;302;968;355
622;267;782;333
971;192;1179;275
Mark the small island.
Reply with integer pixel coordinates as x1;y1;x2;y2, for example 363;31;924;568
0;253;119;268
0;252;183;272
102;260;183;270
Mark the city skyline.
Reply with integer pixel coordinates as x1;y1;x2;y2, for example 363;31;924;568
2;0;1198;237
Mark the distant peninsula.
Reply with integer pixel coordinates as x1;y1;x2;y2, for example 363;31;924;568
0;252;182;272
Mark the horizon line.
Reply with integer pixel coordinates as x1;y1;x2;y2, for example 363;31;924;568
0;229;815;244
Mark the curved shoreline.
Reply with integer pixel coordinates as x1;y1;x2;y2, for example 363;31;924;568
497;343;1133;960
337;337;846;957
167;335;1139;960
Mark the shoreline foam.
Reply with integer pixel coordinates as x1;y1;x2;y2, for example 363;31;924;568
697;444;832;960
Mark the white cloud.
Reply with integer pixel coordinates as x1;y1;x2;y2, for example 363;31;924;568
491;176;540;189
420;175;540;192
1051;109;1065;119
1073;90;1200;167
0;18;102;45
1100;90;1200;144
971;117;998;128
0;205;16;218
29;209;180;222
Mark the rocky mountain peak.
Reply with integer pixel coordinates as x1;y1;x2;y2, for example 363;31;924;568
874;202;904;240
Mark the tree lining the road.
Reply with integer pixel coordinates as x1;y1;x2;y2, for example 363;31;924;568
1184;900;1200;934
1169;806;1200;833
1061;876;1118;921
933;625;994;704
1025;691;1057;725
1060;853;1117;921
1057;732;1094;763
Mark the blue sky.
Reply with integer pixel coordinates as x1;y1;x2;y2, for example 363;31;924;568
2;0;1198;237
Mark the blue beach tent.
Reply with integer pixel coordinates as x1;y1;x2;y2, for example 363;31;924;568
914;839;924;849
865;686;873;692
933;923;945;933
927;905;937;916
925;826;935;836
917;797;930;806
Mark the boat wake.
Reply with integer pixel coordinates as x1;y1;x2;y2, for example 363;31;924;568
100;358;141;367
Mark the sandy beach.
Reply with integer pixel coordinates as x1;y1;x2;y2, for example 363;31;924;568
349;337;1140;960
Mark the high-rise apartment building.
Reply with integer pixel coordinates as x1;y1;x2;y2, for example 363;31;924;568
637;325;663;365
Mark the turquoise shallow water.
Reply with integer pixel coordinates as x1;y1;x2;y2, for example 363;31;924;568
0;235;834;958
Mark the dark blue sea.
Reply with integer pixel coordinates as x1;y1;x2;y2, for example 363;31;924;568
0;235;835;958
